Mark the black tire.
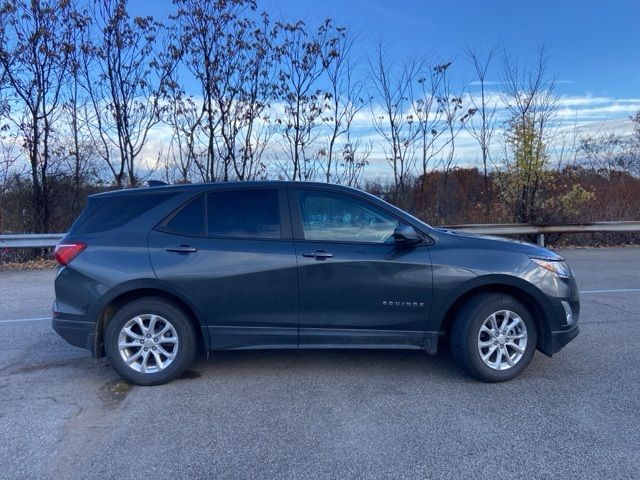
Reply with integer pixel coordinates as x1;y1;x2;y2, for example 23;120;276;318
450;293;537;382
104;297;197;386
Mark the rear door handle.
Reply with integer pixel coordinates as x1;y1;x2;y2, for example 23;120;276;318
166;245;197;254
302;250;334;260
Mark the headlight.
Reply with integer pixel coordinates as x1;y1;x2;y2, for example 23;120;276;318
530;256;572;277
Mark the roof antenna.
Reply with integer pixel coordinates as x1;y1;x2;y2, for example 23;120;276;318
147;180;168;187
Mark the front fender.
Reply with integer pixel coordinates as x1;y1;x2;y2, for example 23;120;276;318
429;274;556;354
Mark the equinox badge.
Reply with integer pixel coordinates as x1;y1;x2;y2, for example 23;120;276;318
382;301;425;307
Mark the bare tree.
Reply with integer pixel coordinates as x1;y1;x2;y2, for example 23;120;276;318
630;113;640;176
231;13;280;180
0;67;23;198
164;77;203;183
630;111;640;171
554;119;581;171
171;0;256;182
320;32;365;183
335;136;371;187
82;0;174;187
0;68;8;127
0;0;75;232
0;127;23;194
463;44;500;214
632;111;640;138
62;2;98;214
435;63;475;220
369;41;420;203
218;11;280;181
276;19;342;181
574;106;639;180
412;61;449;195
579;129;637;177
0;133;25;233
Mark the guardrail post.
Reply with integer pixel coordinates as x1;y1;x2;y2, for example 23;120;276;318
536;233;545;247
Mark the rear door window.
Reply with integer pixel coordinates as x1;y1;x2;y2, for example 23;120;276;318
206;189;281;239
165;195;205;236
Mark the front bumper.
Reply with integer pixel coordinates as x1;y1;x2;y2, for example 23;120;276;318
533;269;580;355
550;323;579;354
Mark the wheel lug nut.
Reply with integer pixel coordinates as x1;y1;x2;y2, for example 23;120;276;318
146;334;151;338
152;346;156;350
144;347;148;351
154;338;158;342
494;341;498;345
140;340;144;344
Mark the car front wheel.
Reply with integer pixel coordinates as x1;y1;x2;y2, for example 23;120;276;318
104;297;197;386
450;294;537;382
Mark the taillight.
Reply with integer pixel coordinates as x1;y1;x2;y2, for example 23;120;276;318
54;242;86;266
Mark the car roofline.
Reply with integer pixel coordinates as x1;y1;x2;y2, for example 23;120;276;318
89;181;365;199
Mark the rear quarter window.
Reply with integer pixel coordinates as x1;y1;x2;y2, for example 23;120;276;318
71;192;178;234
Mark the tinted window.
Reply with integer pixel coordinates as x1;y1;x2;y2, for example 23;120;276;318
297;190;398;243
73;192;178;234
166;195;205;235
207;189;281;239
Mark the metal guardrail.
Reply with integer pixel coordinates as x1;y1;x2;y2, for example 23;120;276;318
1;221;639;248
441;221;640;246
0;233;65;248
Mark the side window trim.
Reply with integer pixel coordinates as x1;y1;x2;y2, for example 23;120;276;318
289;187;404;245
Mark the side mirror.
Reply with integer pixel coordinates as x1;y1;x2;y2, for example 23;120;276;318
393;224;423;245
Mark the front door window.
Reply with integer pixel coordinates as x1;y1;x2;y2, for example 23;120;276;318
297;190;398;244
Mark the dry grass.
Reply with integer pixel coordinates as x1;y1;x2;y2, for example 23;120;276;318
0;258;57;271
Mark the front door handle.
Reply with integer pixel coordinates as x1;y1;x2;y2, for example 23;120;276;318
302;250;334;260
166;245;197;254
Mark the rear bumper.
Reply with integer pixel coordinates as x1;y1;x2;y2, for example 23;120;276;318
550;323;579;354
52;317;98;356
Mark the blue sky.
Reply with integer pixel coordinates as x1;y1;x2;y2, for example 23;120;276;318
129;0;640;177
132;0;640;98
271;0;640;98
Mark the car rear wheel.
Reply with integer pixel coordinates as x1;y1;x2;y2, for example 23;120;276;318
104;297;197;386
450;294;537;382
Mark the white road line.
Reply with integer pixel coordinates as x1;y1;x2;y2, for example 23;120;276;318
581;289;640;294
0;317;50;324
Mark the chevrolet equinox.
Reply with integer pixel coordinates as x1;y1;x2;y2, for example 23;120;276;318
52;182;579;385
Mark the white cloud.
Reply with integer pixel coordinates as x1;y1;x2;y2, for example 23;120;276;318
90;92;640;180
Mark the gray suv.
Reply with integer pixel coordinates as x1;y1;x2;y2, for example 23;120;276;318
52;182;579;385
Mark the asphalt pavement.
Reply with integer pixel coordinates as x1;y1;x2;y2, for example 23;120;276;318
0;247;639;479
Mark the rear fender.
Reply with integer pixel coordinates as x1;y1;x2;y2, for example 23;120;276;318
90;278;211;357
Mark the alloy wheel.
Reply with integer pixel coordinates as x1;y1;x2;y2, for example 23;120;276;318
117;314;179;373
477;310;528;371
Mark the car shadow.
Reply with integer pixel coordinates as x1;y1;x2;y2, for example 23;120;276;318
182;343;470;383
